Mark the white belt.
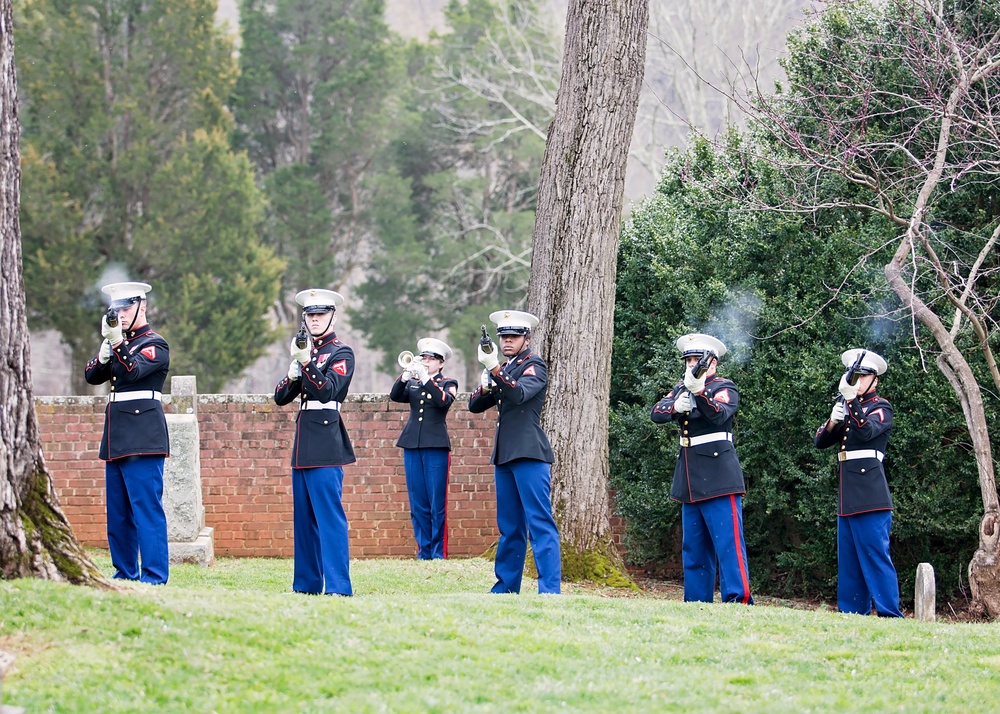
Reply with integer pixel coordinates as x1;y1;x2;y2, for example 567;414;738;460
680;432;732;448
838;449;884;462
300;400;341;411
108;390;161;403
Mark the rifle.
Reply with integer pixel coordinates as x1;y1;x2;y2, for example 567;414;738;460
837;350;866;404
675;350;715;403
480;325;495;354
294;315;309;351
692;351;713;380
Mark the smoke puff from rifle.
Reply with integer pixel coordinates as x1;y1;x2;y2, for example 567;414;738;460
698;290;762;366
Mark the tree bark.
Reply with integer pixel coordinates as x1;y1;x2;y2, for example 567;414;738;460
527;0;649;583
0;0;107;585
886;233;1000;618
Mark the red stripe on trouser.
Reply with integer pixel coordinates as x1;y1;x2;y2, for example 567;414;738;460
730;494;751;603
443;452;451;559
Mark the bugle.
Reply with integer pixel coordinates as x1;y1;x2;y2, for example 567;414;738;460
397;350;415;369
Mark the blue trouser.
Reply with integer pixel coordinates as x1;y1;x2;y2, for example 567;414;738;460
681;495;753;604
492;459;561;594
403;448;450;559
292;466;352;596
838;511;903;617
105;455;169;585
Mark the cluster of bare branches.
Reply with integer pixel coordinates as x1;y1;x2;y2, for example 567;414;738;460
632;0;809;193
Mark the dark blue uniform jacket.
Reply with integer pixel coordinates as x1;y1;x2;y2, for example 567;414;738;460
84;324;170;461
814;392;894;515
468;348;554;465
650;375;745;503
274;332;356;468
389;373;458;449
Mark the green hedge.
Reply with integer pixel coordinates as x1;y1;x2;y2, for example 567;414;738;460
610;137;985;605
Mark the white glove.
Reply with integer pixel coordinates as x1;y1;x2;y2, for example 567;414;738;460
477;343;500;371
287;359;301;381
829;401;846;424
838;374;859;402
290;336;311;364
480;368;493;391
401;370;413;382
101;314;123;345
98;340;112;364
411;362;429;383
683;367;706;395
673;391;693;414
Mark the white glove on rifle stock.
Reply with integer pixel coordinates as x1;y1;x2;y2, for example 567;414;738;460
829;401;846;424
98;340;112;365
101;314;123;346
673;391;693;414
290;336;311;364
838;373;859;402
477;343;500;372
683;367;706;395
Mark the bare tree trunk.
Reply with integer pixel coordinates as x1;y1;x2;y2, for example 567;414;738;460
886;237;1000;617
0;0;107;585
527;0;649;583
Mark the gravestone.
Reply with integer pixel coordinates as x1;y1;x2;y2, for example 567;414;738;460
914;562;935;622
163;376;214;566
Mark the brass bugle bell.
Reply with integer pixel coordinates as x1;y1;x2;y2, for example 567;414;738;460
397;350;415;369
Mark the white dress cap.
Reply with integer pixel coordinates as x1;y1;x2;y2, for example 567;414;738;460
841;349;888;375
417;337;453;361
102;281;152;308
489;309;539;335
675;333;727;359
295;288;345;314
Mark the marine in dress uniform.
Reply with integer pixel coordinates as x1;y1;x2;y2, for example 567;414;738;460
389;338;459;560
274;289;356;596
469;310;561;594
650;334;753;604
84;281;170;584
814;349;903;617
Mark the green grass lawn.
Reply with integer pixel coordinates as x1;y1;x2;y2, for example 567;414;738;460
1;553;998;713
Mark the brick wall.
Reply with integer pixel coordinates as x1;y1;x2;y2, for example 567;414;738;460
36;393;507;559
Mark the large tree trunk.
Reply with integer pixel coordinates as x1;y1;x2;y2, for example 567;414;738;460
0;0;107;585
886;235;1000;618
527;0;649;583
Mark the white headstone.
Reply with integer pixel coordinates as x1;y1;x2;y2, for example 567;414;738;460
915;562;935;622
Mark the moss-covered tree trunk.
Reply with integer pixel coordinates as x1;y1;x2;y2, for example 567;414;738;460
0;0;107;585
527;0;649;585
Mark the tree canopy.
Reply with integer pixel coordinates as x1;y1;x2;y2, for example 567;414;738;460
17;0;280;391
351;0;559;377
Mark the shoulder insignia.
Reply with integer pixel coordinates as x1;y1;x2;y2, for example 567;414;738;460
332;359;348;376
714;388;731;404
523;365;537;376
868;407;886;423
140;346;157;360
